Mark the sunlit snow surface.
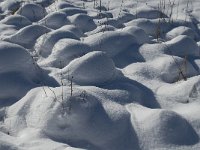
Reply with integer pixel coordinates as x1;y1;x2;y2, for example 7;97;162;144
0;0;200;150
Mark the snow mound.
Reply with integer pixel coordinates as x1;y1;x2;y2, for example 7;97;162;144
86;25;116;35
84;31;137;57
58;25;84;38
5;86;135;150
0;24;17;37
173;101;200;124
0;132;18;150
165;35;199;57
62;51;117;85
166;26;198;40
139;43;166;61
40;39;91;68
124;55;198;83
55;1;75;9
157;76;200;102
89;11;113;20
35;29;79;58
0;41;37;100
16;3;47;22
60;7;87;16
125;18;170;36
127;104;199;148
39;12;71;29
0;72;35;101
152;56;198;83
4;24;51;49
0;15;32;28
117;12;135;24
97;18;124;29
35;0;55;7
0;0;21;12
0;41;36;77
121;26;149;44
69;14;96;32
135;6;168;19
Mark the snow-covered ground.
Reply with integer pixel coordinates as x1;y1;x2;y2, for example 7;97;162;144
0;0;200;149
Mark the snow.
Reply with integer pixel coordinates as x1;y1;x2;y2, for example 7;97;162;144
0;0;20;13
39;39;91;68
4;24;51;49
38;11;71;29
35;28;79;57
61;51;118;85
127;104;199;149
0;41;37;100
134;5;168;19
16;3;47;22
84;31;137;57
69;14;96;33
0;14;32;28
0;0;200;150
166;26;198;40
165;35;199;57
121;26;149;44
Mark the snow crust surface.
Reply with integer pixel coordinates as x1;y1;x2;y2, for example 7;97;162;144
0;0;200;150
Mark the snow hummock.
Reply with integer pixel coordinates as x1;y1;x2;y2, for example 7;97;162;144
121;26;149;44
5;86;135;150
0;14;32;28
4;24;51;49
165;35;199;57
62;51;118;85
166;26;198;40
35;28;79;57
39;39;91;68
69;14;96;33
16;3;47;22
127;104;199;149
84;31;137;57
0;41;37;100
39;11;71;29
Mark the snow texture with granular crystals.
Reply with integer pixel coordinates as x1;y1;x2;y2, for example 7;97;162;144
0;0;200;150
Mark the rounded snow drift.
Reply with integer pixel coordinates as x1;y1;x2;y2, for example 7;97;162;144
58;25;84;38
0;41;36;77
5;86;133;149
0;14;32;28
35;29;79;57
0;41;37;100
69;14;96;32
166;35;199;57
86;25;116;35
121;26;149;44
39;12;71;29
16;3;47;22
148;110;199;145
128;105;199;147
85;31;137;57
0;0;21;12
98;18;124;29
4;24;51;49
62;51;117;85
135;6;168;19
125;18;170;36
60;7;87;16
56;1;75;9
40;39;91;68
166;26;197;40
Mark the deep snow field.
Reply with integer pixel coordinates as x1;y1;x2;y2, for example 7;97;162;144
0;0;200;149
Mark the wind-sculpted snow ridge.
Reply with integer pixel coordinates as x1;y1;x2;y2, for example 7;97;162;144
0;0;200;150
